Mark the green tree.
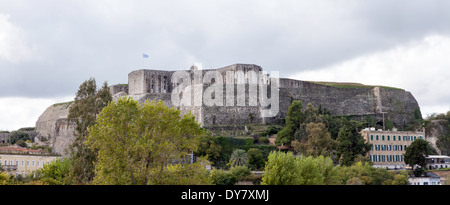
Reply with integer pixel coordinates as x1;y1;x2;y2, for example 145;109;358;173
156;158;212;185
0;172;9;185
67;78;112;184
336;162;409;185
294;122;337;158
247;148;265;170
404;138;437;176
261;151;302;185
262;151;339;185
296;155;339;185
276;101;304;146
195;134;223;165
86;97;205;185
229;165;251;181
7;131;30;145
210;168;238;185
34;158;71;185
336;121;371;166
228;149;248;167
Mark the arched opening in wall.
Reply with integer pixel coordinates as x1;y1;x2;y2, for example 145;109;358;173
211;78;215;83
212;116;216;125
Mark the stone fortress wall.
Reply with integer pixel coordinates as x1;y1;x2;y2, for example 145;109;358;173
36;63;422;155
110;63;421;129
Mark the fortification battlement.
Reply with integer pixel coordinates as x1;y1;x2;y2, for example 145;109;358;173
119;64;273;96
108;63;421;129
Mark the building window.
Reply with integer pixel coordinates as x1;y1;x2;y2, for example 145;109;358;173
387;135;390;141
371;135;373;140
393;135;396;141
382;135;385;141
376;135;379;140
21;161;24;166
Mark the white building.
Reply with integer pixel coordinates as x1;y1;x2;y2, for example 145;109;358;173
409;172;442;185
426;155;450;170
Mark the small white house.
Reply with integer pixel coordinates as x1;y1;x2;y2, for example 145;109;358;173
409;172;442;185
426;155;450;170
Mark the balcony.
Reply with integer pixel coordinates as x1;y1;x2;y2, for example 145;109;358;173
1;165;18;171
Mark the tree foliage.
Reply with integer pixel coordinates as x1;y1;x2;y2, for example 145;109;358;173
276;101;304;146
261;151;301;185
67;78;112;184
404;138;437;175
34;158;71;185
155;158;212;185
195;134;223;164
86;97;205;185
8;131;30;145
228;149;248;167
262;151;339;185
262;151;409;185
293;122;337;158
336;121;371;166
337;161;409;185
210;169;238;185
246;148;265;170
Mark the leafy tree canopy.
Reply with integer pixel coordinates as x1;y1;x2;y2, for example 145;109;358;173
86;97;205;185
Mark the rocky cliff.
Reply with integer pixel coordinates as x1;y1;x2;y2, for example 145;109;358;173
426;120;450;155
275;80;421;128
35;102;76;156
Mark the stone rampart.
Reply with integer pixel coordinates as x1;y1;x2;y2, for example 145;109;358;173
37;63;422;154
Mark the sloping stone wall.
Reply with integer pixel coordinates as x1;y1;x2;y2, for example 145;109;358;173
35;103;76;156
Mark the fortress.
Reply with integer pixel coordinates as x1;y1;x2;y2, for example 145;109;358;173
109;63;420;129
36;63;422;155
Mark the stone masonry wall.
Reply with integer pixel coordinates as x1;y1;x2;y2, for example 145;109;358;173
37;63;422;154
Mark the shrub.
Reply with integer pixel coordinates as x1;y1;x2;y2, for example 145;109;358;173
210;169;237;185
230;166;251;180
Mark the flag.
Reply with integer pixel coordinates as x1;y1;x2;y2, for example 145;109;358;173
143;53;149;58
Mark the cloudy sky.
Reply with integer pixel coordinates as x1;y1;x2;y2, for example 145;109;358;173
1;0;450;130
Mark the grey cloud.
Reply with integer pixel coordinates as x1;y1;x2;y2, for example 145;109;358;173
1;0;450;98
